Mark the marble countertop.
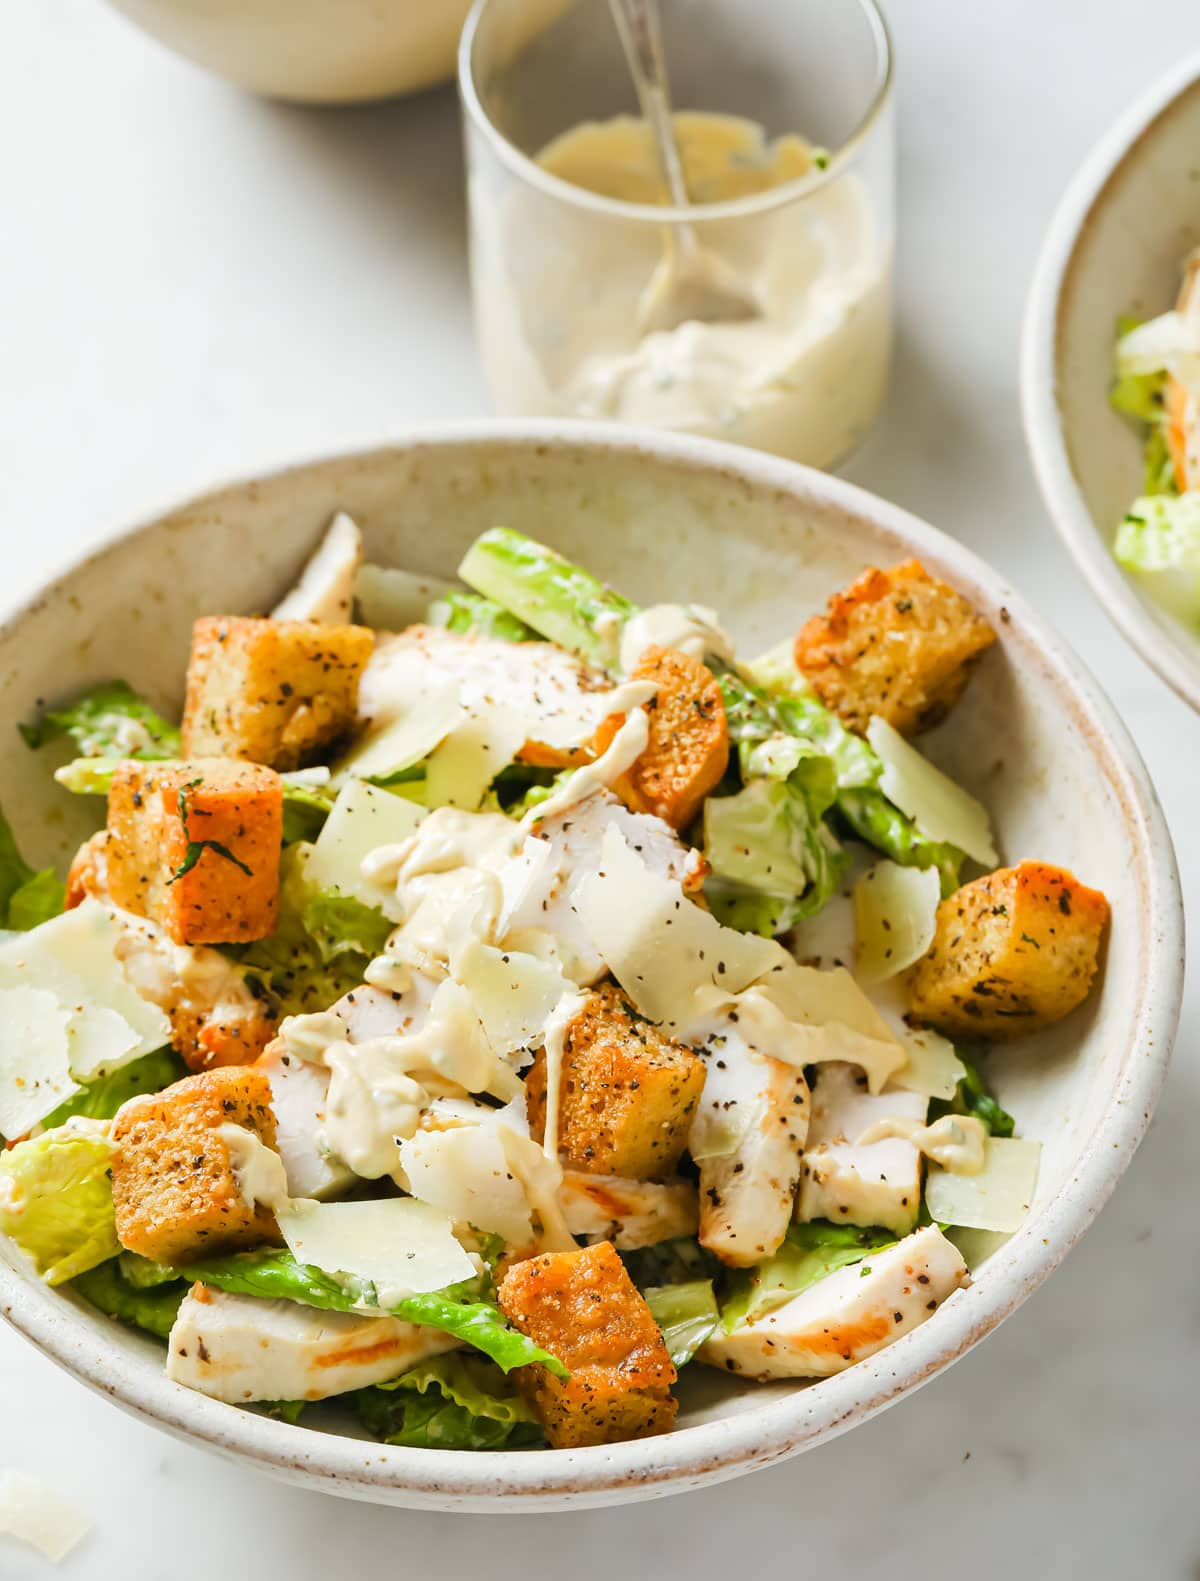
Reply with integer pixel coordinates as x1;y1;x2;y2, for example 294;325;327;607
3;0;1197;1573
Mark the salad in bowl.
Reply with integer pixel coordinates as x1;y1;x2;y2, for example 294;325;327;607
0;513;1110;1454
1111;249;1200;618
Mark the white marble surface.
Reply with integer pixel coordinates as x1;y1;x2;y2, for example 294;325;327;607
2;0;1198;1573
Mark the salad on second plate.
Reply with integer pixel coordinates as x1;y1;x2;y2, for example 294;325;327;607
0;515;1110;1452
1111;247;1200;616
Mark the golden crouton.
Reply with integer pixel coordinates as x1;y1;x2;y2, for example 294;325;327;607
110;1065;280;1265
593;645;729;831
181;616;374;770
908;861;1110;1038
794;559;996;736
106;758;283;946
497;1242;677;1448
525;983;706;1180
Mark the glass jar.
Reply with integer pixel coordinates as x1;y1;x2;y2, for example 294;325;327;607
459;0;894;469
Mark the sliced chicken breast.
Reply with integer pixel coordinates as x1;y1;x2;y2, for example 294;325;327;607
698;1225;968;1380
559;1171;698;1249
167;1284;459;1403
796;1062;927;1237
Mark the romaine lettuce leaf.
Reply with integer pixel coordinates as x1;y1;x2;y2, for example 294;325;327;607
20;681;180;759
929;1048;1015;1138
177;1248;568;1376
41;1047;185;1128
642;1281;719;1367
0;1124;119;1284
232;850;378;1018
619;1236;721;1289
720;1221;895;1331
301;888;393;962
72;1257;185;1338
355;1353;543;1450
0;804;64;932
429;591;538;644
1116;493;1200;572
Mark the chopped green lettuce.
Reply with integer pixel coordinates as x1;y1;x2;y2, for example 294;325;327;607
1115;493;1200;572
72;1257;185;1338
118;1252;182;1288
21;681;180;758
41;1047;185;1129
0;1124;119;1284
930;1049;1015;1139
301;888;392;963
355;1354;543;1450
619;1236;721;1289
231;850;381;1018
720;1221;895;1331
642;1281;720;1367
429;591;539;643
176;1248;568;1376
0;803;64;931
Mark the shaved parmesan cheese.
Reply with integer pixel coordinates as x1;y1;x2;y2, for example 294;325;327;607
354;563;454;630
573;826;780;1027
853;860;940;981
399;1128;534;1249
0;987;77;1136
65;1007;141;1082
870;977;965;1101
924;1136;1042;1233
867;717;998;867
272;511;361;624
275;1196;475;1301
0;900;171;1077
0;1470;91;1563
425;703;528;811
305;779;425;915
742;961;907;1094
336;652;465;786
451;941;566;1058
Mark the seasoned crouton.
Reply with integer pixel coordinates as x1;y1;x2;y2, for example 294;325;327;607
497;1242;677;1447
594;645;729;831
106;758;283;946
525;983;706;1180
794;559;996;736
907;861;1109;1039
182;616;373;770
110;1065;279;1265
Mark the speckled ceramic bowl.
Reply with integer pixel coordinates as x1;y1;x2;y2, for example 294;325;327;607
1022;52;1200;712
0;425;1182;1510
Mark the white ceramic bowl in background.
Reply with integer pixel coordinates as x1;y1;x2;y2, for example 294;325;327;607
1022;53;1200;712
0;426;1182;1510
102;0;475;104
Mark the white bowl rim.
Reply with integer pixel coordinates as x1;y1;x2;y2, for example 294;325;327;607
1021;49;1200;714
0;420;1184;1509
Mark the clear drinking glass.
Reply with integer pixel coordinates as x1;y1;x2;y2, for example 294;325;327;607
459;0;894;469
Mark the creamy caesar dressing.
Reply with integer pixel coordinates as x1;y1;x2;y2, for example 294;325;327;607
857;1113;988;1175
520;705;651;830
219;1123;291;1212
472;111;891;467
618;603;735;673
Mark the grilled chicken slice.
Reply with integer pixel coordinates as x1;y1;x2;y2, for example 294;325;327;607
698;1226;968;1379
167;1285;458;1403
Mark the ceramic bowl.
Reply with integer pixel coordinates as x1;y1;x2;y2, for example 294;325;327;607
102;0;474;104
0;425;1182;1510
1022;53;1200;711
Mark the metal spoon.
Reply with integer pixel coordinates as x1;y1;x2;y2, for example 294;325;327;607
608;0;761;335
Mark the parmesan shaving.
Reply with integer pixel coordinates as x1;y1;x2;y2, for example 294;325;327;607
0;1470;91;1564
867;717;999;867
